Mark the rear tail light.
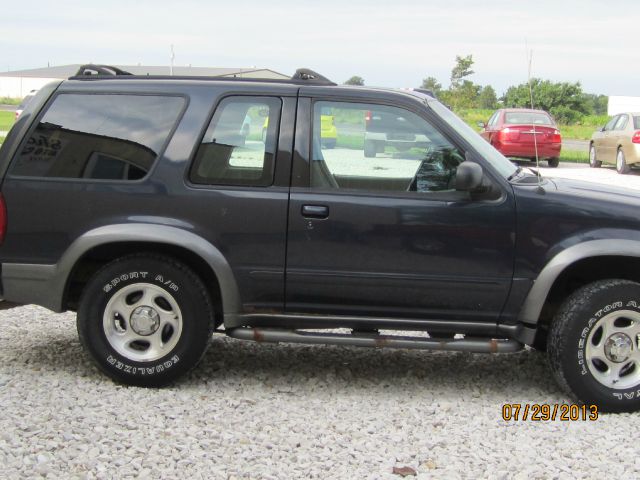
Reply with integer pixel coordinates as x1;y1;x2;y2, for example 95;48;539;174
633;131;640;144
498;127;519;141
552;129;562;143
0;193;7;244
365;110;372;127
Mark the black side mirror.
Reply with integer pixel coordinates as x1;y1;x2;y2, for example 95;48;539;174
477;121;486;129
456;161;483;191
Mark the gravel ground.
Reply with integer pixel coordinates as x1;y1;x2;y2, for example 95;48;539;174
1;306;639;479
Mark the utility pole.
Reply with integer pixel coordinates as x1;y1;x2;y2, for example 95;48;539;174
170;45;175;76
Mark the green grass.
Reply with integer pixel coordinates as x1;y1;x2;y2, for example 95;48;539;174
0;97;22;106
0;111;15;132
559;150;589;164
457;108;494;132
336;134;364;150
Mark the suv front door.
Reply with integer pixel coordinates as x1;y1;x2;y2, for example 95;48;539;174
285;96;516;323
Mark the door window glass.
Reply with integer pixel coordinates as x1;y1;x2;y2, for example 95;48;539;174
614;115;628;130
190;96;281;186
604;116;619;131
310;101;465;193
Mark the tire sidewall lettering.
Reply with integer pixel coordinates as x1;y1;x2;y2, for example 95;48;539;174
576;299;639;400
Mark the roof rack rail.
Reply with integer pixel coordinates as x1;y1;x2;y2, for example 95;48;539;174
291;68;336;86
74;64;132;77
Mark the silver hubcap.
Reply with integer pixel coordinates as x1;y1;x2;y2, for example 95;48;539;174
130;306;161;336
586;310;640;389
103;283;183;362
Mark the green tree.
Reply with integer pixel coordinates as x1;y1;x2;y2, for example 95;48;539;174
502;79;589;124
478;85;498;109
344;76;365;86
446;54;479;109
450;55;475;89
582;93;608;115
420;76;442;95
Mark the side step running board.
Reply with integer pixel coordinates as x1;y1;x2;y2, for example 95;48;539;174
226;328;523;354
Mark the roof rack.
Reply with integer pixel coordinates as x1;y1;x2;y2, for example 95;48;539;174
69;64;336;86
74;64;132;76
291;68;336;86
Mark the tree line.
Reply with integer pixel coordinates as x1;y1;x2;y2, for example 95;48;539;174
343;55;608;124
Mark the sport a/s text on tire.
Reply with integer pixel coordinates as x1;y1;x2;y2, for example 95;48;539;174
77;254;215;387
548;279;640;413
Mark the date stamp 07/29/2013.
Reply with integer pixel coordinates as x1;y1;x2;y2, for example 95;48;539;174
502;404;599;422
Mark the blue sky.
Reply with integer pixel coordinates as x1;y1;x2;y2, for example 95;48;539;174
3;0;637;96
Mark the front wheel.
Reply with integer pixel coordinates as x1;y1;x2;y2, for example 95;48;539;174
77;254;215;387
616;148;630;174
589;145;602;168
548;279;640;412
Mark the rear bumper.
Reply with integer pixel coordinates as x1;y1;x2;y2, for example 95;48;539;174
1;263;63;312
496;141;561;159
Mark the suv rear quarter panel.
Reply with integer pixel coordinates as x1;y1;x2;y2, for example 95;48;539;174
0;80;299;314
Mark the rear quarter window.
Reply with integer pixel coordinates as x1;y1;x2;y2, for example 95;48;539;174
10;93;184;180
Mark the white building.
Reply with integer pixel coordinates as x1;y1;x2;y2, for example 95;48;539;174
608;96;640;115
0;65;289;98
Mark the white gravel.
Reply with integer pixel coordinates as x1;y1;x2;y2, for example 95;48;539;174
1;306;639;479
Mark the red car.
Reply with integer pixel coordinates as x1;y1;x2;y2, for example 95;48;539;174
480;108;561;167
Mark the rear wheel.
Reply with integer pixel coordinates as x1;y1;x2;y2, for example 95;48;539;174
364;140;377;158
77;254;215;387
589;144;602;168
547;157;560;168
616;148;630;174
548;279;640;412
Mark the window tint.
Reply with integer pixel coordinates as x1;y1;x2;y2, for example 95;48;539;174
504;112;553;125
488;111;500;127
634;116;640;130
311;101;465;194
11;94;183;180
190;97;280;187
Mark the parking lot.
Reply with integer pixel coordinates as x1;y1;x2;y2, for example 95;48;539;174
0;161;638;479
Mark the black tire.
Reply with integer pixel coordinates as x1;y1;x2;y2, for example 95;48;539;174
616;148;630;174
77;254;215;387
589;144;601;168
547;157;560;168
548;279;640;413
364;140;377;158
322;138;337;149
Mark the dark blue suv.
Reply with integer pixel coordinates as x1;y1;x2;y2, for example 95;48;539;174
2;65;640;412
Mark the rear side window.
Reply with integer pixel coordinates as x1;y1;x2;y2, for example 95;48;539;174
189;96;281;187
11;93;184;180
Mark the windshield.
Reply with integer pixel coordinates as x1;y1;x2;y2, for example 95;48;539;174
505;112;554;126
429;101;517;179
